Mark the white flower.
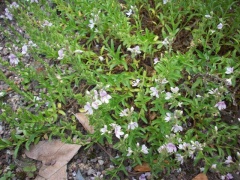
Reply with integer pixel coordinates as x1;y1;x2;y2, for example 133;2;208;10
226;78;232;86
225;67;234;74
211;164;217;169
141;144;149;154
88;19;95;29
217;23;223;29
127;46;141;56
225;156;233;164
42;20;52;27
166;143;177;153
150;87;159;98
4;8;13;20
171;87;179;93
22;44;28;55
128;121;138;130
99;56;104;61
127;147;133;156
157;145;166;153
126;9;133;17
163;0;169;5
205;15;212;18
199;167;205;172
31;0;38;3
208;88;218;95
132;79;140;87
74;49;83;54
162;37;169;45
8;53;19;65
100;125;108;135
164;113;171;122
57;49;65;60
120;107;134;117
114;125;124;139
215;101;226;110
165;92;172;100
99;89;111;103
171;124;183;133
161;78;168;84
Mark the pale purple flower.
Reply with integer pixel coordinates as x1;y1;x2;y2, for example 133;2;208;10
165;92;172;100
21;44;28;55
127;147;133;156
150;87;159;98
9;2;19;8
99;89;111;103
153;57;159;64
171;124;183;133
128;121;138;130
57;49;65;60
8;53;19;65
127;46;141;56
91;100;102;109
166;143;177;153
225;156;233;164
114;125;124;139
132;79;140;87
141;144;149;154
84;102;93;115
100;125;108;135
171;87;179;93
215;101;226;110
225;67;234;74
164;113;171;122
226;173;233;180
4;8;13;20
176;154;184;164
217;23;223;29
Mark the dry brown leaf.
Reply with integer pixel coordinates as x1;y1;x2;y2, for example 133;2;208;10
192;173;208;180
75;113;94;134
134;162;151;172
25;140;81;180
134;160;169;172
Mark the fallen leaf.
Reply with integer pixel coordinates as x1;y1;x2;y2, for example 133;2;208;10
134;160;168;172
25;140;81;180
134;162;151;172
75;113;94;134
192;173;208;180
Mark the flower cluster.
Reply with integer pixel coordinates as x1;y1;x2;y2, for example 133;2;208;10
84;89;112;115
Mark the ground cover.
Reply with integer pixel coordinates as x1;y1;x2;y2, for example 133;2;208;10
0;0;240;179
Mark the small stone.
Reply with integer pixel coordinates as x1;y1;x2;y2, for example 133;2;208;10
98;160;104;165
87;168;95;175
